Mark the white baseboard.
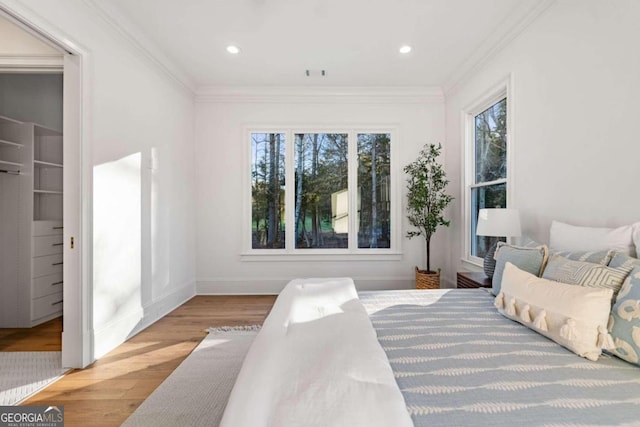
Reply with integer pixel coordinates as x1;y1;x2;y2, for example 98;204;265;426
197;277;417;295
131;280;196;337
92;308;144;359
62;329;93;369
92;280;196;359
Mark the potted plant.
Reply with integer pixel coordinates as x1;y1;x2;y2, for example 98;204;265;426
404;143;453;289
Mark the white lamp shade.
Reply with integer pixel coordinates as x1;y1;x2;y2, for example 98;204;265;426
476;208;522;237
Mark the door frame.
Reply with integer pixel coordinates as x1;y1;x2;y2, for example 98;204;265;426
0;1;93;368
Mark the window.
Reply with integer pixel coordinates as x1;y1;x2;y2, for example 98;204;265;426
251;133;286;249
465;92;509;263
249;129;396;254
357;133;391;249
294;133;348;249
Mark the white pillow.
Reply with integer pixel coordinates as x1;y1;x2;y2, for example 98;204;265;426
495;262;614;361
634;222;640;256
549;220;636;257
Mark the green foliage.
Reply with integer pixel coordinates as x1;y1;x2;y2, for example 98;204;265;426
404;143;453;271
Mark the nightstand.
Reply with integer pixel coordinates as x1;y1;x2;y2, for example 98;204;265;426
457;272;492;288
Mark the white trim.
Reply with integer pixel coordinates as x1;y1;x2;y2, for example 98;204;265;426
0;7;67;53
197;276;415;295
197;86;444;104
244;126;400;257
460;258;483;271
240;252;403;262
82;0;196;96
443;0;556;95
0;54;63;71
461;75;514;266
469;178;507;189
91;308;143;359
133;280;195;338
92;279;194;358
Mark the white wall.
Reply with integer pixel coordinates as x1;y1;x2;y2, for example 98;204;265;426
195;91;445;293
0;15;63;130
6;0;197;359
0;73;63;130
444;0;640;283
0;13;58;55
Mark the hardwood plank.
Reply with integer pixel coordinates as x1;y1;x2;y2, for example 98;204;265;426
0;317;62;351
20;295;276;426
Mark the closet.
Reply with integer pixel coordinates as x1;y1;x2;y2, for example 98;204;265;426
0;114;63;327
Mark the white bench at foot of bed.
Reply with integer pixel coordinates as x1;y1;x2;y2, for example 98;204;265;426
220;277;412;427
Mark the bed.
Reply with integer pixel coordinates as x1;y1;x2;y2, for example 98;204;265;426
361;288;640;426
221;278;640;427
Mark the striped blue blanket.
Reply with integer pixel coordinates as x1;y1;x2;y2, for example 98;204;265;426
360;289;640;427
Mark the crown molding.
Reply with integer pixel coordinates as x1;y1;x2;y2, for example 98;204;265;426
195;86;444;104
442;0;557;96
83;0;196;96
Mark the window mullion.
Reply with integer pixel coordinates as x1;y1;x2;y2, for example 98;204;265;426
285;130;295;252
470;178;507;189
348;131;358;251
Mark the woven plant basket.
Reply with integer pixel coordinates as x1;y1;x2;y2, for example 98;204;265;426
415;267;440;289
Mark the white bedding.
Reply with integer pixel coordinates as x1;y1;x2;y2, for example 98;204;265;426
220;278;412;427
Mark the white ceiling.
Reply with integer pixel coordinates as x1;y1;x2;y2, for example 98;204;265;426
96;0;549;90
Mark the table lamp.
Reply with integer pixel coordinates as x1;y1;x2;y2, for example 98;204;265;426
476;208;522;278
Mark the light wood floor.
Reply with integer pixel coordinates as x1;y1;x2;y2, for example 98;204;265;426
11;295;276;427
0;317;62;351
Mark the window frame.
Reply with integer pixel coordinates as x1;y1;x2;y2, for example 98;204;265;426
462;78;514;267
243;125;402;261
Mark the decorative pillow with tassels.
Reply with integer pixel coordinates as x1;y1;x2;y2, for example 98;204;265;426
496;262;614;361
608;266;640;366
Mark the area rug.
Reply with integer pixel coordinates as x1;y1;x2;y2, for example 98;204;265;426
122;325;260;427
0;352;68;405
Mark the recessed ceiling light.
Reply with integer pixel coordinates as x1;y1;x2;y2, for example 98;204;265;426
226;45;240;54
399;45;412;54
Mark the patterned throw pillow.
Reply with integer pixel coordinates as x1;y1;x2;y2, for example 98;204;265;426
552;249;613;265
608;252;640;274
609;267;640;366
542;255;628;300
492;243;548;296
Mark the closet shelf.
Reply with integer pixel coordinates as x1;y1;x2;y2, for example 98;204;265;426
34;124;62;136
0;115;24;125
34;189;63;195
0;139;24;148
0;159;24;167
1;112;64;327
34;160;63;168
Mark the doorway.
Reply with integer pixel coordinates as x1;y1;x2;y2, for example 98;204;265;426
0;73;64;330
0;6;89;368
